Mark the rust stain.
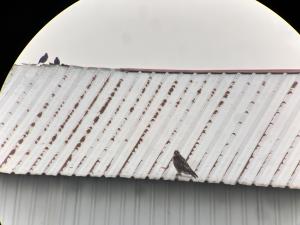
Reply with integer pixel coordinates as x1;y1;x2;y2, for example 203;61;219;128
43;103;49;109
291;81;298;88
80;136;86;143
29;74;103;170
94;116;99;124
66;76;111;143
59;155;73;172
50;134;57;144
37;112;42;118
223;91;230;98
86;127;92;134
89;160;100;174
210;88;216;98
117;80;178;174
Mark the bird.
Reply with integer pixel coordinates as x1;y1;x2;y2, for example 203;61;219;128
54;57;60;65
38;52;48;64
172;150;198;178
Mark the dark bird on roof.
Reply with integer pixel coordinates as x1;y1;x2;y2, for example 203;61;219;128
172;150;198;178
38;53;48;64
54;57;60;65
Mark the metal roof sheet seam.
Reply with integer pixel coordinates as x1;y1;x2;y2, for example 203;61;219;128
1;64;300;189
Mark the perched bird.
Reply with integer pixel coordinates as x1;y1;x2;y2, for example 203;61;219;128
38;52;48;64
172;150;198;178
54;57;60;65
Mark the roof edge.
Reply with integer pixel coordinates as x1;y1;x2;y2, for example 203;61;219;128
15;64;300;74
119;68;300;74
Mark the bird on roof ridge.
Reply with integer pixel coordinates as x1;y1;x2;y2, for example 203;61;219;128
38;52;48;64
54;57;60;65
172;150;198;179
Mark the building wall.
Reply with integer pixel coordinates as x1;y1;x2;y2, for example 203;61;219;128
0;174;300;225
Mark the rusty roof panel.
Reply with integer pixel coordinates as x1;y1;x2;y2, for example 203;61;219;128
1;65;300;189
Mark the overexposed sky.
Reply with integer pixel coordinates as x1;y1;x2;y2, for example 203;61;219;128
16;0;300;69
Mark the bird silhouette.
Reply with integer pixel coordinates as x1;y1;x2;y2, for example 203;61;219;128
172;150;198;178
54;57;60;65
38;53;48;64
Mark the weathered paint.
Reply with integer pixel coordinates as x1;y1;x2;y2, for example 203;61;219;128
1;65;300;188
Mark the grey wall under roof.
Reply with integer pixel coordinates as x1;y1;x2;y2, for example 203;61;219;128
0;174;299;225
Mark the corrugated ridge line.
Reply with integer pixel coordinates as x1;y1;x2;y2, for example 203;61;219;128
223;74;290;184
240;76;299;185
96;74;178;176
254;81;300;186
272;130;300;188
13;67;87;174
55;71;126;175
75;73;162;176
0;66;65;168
90;74;175;176
0;66;58;130
148;74;221;179
15;67;92;174
130;75;204;179
0;66;30;112
163;74;234;180
99;74;152;176
30;68;104;175
196;75;250;182
146;74;209;179
207;75;256;183
74;73;152;176
118;74;192;178
190;75;241;181
91;74;152;178
0;66;48;141
2;67;74;173
44;70;113;175
55;71;125;177
0;65;37;104
60;72;138;176
208;75;268;183
237;75;297;186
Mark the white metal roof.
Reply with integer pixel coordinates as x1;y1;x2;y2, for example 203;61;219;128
1;64;300;189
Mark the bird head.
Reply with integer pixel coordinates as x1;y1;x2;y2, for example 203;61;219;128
174;150;180;156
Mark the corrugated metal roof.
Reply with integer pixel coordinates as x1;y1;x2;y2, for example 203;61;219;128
1;174;300;225
1;64;300;189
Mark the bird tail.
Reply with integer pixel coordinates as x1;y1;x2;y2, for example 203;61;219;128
190;170;198;178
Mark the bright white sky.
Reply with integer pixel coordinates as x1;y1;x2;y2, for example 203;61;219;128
16;0;300;70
